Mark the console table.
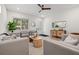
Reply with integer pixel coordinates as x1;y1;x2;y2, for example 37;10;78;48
50;30;64;38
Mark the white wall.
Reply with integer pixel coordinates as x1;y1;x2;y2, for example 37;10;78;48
42;5;79;35
7;11;28;23
7;11;43;33
0;5;7;34
62;7;79;33
42;17;53;35
51;5;79;33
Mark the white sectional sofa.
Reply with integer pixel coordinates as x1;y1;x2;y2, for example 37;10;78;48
0;37;29;55
42;37;79;55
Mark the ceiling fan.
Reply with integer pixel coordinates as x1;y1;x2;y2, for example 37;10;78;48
37;4;51;13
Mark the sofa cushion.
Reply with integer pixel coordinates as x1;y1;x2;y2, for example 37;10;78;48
64;35;78;45
61;34;68;41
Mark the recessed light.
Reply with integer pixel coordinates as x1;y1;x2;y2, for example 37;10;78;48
17;8;20;10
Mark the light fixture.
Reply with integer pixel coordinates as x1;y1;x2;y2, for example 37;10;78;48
0;5;1;14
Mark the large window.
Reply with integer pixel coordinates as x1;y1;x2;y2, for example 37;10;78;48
13;18;28;30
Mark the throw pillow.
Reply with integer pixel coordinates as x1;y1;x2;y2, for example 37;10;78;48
64;35;78;45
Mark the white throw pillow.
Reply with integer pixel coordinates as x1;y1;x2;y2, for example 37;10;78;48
64;35;78;45
0;35;6;39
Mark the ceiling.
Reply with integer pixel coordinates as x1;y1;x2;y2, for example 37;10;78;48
5;4;79;17
5;4;40;16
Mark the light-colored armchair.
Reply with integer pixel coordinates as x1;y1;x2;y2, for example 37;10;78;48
43;40;79;55
0;38;29;55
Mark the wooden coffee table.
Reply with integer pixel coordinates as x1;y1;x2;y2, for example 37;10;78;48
32;36;42;48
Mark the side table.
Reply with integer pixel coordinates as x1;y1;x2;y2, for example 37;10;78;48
33;37;42;48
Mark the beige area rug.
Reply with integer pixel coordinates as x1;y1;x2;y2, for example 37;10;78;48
29;41;43;55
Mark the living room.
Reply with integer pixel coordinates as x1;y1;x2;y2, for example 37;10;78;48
0;4;79;55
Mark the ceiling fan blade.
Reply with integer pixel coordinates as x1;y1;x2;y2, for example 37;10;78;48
38;4;42;8
42;5;44;7
42;8;51;10
38;4;51;13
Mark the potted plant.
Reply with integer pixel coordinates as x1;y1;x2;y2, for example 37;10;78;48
8;20;16;33
54;24;59;30
55;24;59;28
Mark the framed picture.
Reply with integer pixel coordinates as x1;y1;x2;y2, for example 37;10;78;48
52;20;67;28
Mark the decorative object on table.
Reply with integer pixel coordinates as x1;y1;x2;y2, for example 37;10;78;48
55;24;59;28
29;31;38;42
52;23;55;28
8;20;17;33
51;20;67;38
